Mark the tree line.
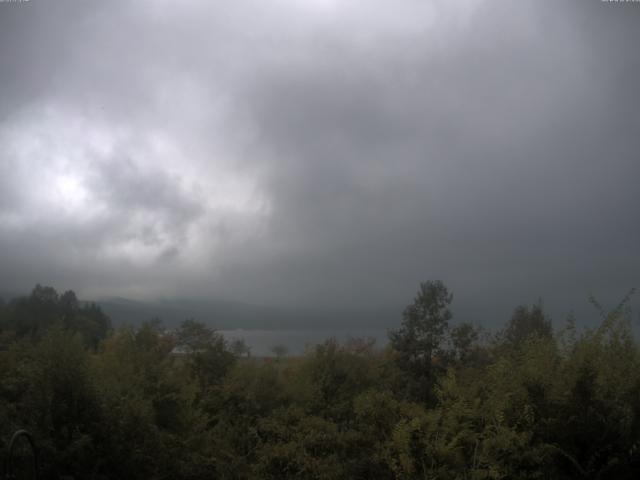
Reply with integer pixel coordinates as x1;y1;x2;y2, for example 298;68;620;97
0;282;638;479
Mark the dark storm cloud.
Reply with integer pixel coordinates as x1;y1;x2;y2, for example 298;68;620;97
0;0;638;325
218;0;640;318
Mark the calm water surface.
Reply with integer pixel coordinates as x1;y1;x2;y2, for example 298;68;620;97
219;328;389;356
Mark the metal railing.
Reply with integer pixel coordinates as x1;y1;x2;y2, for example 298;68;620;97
4;430;38;480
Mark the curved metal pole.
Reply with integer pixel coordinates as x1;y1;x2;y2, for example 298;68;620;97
6;429;38;480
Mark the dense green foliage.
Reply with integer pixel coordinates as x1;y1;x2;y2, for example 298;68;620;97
1;283;639;479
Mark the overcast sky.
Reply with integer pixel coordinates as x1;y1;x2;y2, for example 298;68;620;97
0;0;638;325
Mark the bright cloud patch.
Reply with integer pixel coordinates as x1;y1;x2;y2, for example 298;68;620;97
0;104;269;272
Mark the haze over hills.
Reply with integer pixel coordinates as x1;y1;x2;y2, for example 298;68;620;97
95;296;400;331
4;287;637;335
95;296;403;355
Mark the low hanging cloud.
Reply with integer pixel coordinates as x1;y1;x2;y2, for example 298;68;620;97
0;0;638;325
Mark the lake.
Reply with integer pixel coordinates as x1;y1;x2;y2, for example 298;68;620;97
219;328;390;356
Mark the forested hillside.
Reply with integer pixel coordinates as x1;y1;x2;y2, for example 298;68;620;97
1;283;639;479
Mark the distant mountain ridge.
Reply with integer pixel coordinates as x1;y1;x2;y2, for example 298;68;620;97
96;297;399;331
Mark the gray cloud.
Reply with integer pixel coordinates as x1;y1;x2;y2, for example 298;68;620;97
0;0;638;326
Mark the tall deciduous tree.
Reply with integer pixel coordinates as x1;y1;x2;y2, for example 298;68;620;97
389;280;453;402
176;319;235;393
